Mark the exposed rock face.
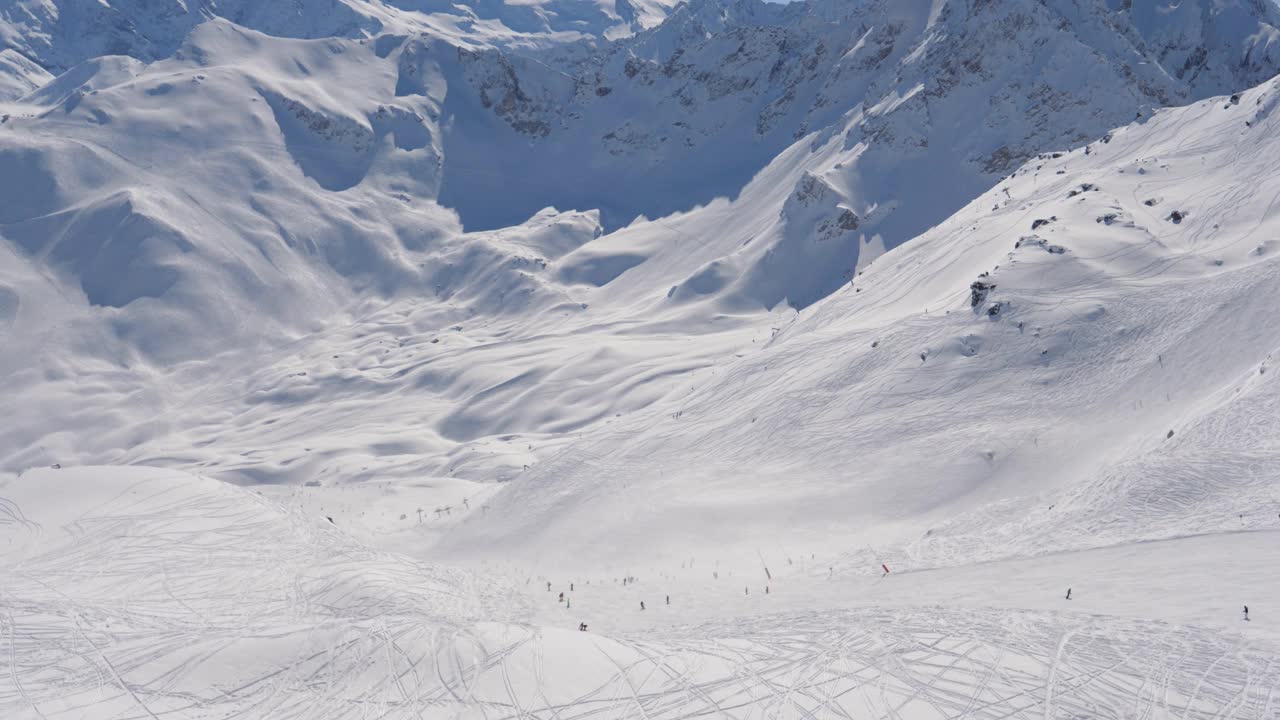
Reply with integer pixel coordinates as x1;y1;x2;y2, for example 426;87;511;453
436;0;1280;234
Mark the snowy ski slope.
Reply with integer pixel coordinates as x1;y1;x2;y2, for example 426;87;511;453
3;466;1279;719
2;0;1280;717
4;73;1280;720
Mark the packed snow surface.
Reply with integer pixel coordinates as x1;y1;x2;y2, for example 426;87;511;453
3;0;1280;717
4;466;1279;718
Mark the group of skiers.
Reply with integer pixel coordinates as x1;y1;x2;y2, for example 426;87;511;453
550;570;1258;636
548;576;683;631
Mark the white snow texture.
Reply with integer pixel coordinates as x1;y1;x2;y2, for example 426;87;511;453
3;0;1280;718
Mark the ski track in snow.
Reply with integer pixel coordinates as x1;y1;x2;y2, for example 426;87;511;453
2;468;1279;719
4;2;1280;718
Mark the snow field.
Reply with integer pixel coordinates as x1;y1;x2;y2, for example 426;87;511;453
4;467;1278;719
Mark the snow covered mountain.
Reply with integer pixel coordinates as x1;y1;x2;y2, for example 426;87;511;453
0;0;680;72
4;1;1280;716
449;70;1280;572
443;0;1280;237
2;0;1278;487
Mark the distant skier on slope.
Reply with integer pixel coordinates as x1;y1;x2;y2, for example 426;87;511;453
640;601;645;610
1066;588;1072;600
1244;605;1250;621
666;595;670;605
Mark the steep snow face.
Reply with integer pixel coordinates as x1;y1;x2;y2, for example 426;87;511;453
438;0;1280;238
443;75;1280;571
0;47;50;99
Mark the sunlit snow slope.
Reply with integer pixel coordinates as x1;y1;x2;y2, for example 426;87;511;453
2;0;1278;491
4;466;1279;719
2;0;1280;717
449;74;1280;572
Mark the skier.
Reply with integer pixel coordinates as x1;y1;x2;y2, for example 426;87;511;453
570;583;574;591
640;601;645;611
1066;588;1072;600
666;594;670;605
559;592;564;602
765;586;770;594
745;587;749;595
547;581;551;592
1245;605;1250;621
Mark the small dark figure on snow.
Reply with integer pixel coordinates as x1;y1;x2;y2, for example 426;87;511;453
570;583;574;591
326;516;335;525
547;581;551;592
640;601;645;610
1245;605;1250;621
579;622;588;632
1066;588;1072;600
765;586;770;594
558;592;564;602
666;595;670;605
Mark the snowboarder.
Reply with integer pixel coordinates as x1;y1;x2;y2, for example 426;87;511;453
1244;605;1250;621
1066;588;1072;600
